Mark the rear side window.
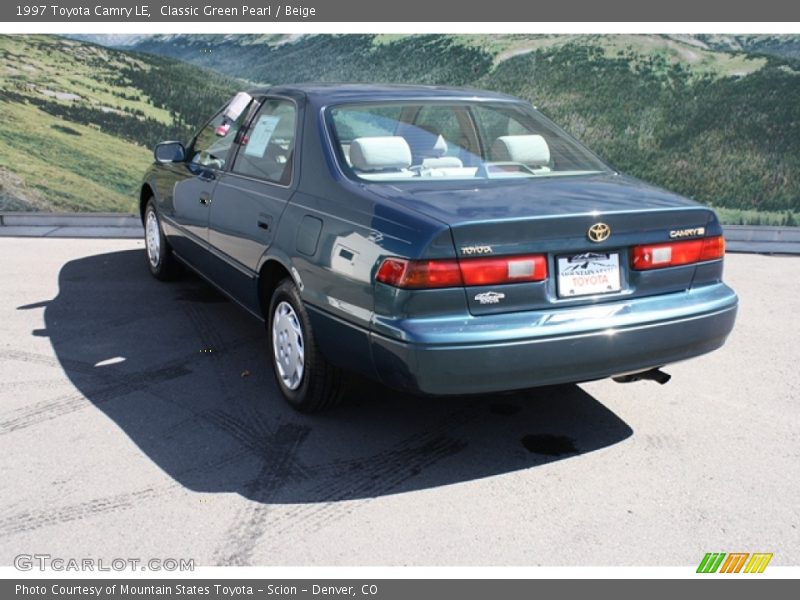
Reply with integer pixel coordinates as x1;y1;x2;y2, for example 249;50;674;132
233;99;297;185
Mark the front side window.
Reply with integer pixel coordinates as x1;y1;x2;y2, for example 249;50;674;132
190;95;255;170
328;101;610;182
232;98;297;185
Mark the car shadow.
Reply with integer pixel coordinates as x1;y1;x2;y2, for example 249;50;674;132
36;248;633;504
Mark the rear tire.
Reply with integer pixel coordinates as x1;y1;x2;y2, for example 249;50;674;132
268;279;345;413
144;198;178;281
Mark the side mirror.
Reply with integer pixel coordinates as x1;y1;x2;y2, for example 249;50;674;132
154;141;186;164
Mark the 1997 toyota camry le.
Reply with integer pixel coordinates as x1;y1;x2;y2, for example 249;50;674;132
140;84;738;412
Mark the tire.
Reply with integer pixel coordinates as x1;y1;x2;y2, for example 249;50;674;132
144;198;178;281
268;279;345;413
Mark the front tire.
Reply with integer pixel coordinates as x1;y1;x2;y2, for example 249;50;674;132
268;279;344;413
144;199;178;281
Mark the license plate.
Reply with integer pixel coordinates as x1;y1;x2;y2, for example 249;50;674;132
557;252;622;298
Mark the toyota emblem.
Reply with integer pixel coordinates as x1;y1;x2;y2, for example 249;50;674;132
587;222;611;243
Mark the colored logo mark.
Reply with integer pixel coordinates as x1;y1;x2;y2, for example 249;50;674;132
697;552;773;573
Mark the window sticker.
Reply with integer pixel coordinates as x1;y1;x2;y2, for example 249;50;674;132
244;115;282;158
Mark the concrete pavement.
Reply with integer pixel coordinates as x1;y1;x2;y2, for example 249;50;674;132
0;238;797;566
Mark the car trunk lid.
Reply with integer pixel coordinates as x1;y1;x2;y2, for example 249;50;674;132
369;174;722;315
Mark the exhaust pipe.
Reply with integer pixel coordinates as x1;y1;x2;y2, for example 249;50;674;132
613;368;671;385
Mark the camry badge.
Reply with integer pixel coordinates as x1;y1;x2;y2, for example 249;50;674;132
669;227;706;239
474;291;506;305
587;223;611;243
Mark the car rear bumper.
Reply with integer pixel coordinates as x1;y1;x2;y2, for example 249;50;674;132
369;283;738;394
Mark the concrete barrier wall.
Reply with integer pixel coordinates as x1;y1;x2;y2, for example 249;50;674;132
1;213;799;253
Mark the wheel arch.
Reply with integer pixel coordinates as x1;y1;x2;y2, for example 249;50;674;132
257;256;301;319
139;183;155;224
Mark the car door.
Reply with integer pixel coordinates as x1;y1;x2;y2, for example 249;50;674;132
206;96;301;312
168;99;255;271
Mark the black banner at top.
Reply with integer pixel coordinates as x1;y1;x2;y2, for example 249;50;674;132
3;0;800;22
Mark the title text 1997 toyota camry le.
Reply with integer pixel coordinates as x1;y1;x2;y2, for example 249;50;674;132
139;84;738;412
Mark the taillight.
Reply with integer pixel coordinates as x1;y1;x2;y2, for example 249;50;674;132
376;255;547;289
376;258;462;288
631;236;725;270
460;255;547;285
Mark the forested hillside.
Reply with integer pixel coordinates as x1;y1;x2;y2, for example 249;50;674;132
139;34;495;86
0;35;239;211
2;33;799;224
481;45;800;215
134;33;800;224
698;34;800;61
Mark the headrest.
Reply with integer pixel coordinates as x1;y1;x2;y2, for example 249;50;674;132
491;135;550;166
349;136;412;171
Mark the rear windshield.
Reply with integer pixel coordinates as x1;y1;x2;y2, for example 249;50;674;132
327;101;611;182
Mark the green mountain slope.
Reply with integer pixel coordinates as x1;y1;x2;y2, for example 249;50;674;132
138;34;495;87
0;35;239;211
481;45;800;214
132;33;800;223
3;34;799;223
698;34;800;62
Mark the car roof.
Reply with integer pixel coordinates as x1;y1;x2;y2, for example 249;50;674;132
246;83;522;104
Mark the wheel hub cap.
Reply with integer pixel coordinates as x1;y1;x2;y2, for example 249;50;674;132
272;301;305;390
145;210;161;268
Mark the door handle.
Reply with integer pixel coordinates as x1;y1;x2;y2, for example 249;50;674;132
198;169;216;182
257;214;273;232
199;193;211;206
